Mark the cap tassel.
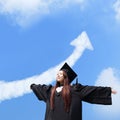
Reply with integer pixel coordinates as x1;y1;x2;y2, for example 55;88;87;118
76;78;78;85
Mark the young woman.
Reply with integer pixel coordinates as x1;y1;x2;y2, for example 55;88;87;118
30;62;116;120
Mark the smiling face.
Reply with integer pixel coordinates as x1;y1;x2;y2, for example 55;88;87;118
56;70;68;84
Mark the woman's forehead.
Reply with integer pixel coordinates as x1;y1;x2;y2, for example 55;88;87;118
58;70;64;74
58;70;67;76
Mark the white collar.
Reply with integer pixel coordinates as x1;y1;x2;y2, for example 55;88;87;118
56;86;63;92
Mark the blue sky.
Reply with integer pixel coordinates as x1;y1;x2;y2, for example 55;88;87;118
0;0;120;120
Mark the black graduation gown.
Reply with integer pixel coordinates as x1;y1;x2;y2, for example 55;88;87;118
30;83;112;120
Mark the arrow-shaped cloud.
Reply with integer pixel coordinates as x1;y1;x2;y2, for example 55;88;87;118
0;31;93;102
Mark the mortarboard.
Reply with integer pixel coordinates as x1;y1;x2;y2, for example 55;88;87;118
60;62;77;83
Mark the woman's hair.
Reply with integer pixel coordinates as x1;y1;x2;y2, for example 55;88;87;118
50;71;71;112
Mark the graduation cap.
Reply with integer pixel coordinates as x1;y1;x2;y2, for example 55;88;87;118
60;62;77;83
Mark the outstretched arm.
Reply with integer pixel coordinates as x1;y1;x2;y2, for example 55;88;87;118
79;85;112;105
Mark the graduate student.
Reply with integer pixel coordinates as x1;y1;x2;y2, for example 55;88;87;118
30;62;116;120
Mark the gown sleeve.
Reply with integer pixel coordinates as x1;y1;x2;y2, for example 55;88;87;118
72;83;112;105
30;84;52;102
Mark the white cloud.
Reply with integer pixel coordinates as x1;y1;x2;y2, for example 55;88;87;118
113;0;120;22
94;67;120;118
0;0;85;27
0;0;50;27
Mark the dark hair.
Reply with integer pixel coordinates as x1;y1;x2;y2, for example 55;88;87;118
50;71;71;112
